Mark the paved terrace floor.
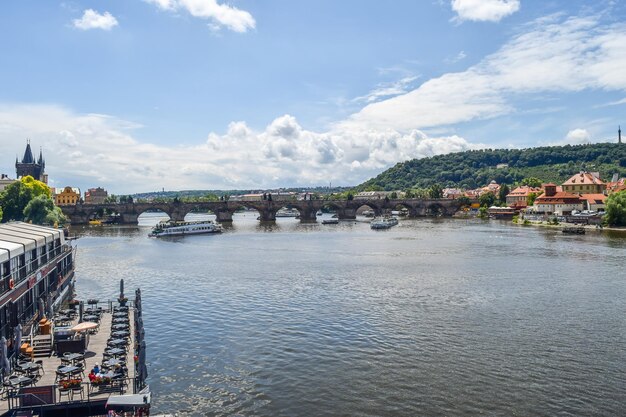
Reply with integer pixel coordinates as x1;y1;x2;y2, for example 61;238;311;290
0;308;136;414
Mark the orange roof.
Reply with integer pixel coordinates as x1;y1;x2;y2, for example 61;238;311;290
535;191;582;205
579;193;607;203
563;172;605;186
507;186;542;197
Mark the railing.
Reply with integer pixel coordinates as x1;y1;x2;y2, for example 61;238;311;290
6;378;137;411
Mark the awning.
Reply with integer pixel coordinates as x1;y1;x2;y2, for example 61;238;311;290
106;392;151;409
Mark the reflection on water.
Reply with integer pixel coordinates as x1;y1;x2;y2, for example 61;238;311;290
72;215;626;416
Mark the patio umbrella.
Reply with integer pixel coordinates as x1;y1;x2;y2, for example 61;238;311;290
120;279;124;300
1;336;10;376
14;324;22;356
71;322;98;332
79;301;84;323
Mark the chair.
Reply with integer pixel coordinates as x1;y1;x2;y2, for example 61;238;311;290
34;360;45;375
70;385;84;400
58;387;71;402
60;357;72;366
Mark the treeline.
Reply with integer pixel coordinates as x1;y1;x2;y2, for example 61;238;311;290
358;143;626;191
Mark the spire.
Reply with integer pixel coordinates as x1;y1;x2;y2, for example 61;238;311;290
620;125;622;144
38;147;43;164
21;140;34;164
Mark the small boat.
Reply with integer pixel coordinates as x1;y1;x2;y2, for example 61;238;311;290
316;210;323;216
89;219;102;225
322;219;339;225
149;220;222;237
562;226;585;235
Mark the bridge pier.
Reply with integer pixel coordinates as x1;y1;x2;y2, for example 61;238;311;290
120;213;139;224
215;210;233;223
258;209;276;222
299;207;317;222
338;208;357;220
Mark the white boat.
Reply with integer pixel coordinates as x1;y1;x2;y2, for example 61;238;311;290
276;208;299;217
370;216;399;230
149;220;222;237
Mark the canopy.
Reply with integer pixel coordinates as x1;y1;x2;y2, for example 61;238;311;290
71;322;98;332
106;392;151;409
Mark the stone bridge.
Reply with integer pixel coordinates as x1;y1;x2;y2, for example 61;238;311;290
60;198;463;225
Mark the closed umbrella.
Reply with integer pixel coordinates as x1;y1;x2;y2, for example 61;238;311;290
46;293;53;318
38;297;45;320
14;324;22;357
1;336;10;376
120;279;124;300
79;301;84;323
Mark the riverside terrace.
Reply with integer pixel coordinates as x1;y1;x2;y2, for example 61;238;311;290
0;294;149;416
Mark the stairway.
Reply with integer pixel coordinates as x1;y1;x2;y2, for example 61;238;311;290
31;334;53;357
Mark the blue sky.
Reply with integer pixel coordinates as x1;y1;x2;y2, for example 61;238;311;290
1;0;625;193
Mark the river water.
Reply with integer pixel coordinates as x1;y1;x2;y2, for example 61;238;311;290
72;212;626;416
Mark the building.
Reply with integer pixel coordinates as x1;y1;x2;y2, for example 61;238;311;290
15;141;47;184
0;222;75;339
55;187;81;206
579;194;607;212
84;187;108;204
354;191;404;200
561;171;606;195
505;186;542;208
533;183;582;215
443;188;463;199
0;174;17;192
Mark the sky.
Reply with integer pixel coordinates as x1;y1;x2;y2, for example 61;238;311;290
0;0;625;194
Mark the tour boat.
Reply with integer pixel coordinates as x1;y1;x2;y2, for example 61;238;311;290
370;216;399;230
322;219;339;225
275;208;299;217
149;220;223;237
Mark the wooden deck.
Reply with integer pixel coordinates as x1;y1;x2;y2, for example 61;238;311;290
0;308;136;414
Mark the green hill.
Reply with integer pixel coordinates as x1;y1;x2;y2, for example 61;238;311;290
358;143;626;191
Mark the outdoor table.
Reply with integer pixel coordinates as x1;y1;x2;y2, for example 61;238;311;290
83;315;99;322
108;338;126;346
63;353;84;363
105;348;125;357
19;362;40;374
112;317;129;323
9;375;32;387
112;324;129;331
58;365;79;375
111;331;129;338
59;309;73;316
103;358;122;367
113;312;127;318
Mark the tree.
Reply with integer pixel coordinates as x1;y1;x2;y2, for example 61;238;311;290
0;178;36;221
389;191;398;199
457;196;471;207
428;184;443;199
347;193;354;201
498;184;510;205
0;205;3;222
527;192;539;207
23;195;66;225
605;191;626;226
405;189;415;198
520;177;543;188
479;192;496;207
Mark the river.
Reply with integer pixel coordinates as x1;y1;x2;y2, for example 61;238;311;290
71;212;626;416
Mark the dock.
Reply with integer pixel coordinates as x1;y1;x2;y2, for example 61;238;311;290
0;297;147;416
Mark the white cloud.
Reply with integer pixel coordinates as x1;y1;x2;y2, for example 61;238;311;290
0;104;481;193
73;9;119;31
344;14;626;132
145;0;255;33
354;76;419;104
564;128;591;144
451;0;520;22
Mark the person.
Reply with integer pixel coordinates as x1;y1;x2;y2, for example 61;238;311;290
92;364;100;375
88;370;96;382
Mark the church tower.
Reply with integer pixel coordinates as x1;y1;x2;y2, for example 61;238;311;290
15;140;47;183
619;126;622;144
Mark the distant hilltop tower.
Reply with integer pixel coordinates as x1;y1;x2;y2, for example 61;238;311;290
15;140;47;184
619;125;622;144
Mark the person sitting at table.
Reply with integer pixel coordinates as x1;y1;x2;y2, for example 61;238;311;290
88;369;97;382
92;364;100;375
